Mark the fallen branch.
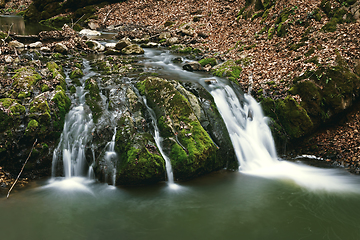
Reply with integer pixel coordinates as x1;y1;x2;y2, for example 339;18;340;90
7;139;37;199
1;23;13;45
103;9;113;24
72;14;85;29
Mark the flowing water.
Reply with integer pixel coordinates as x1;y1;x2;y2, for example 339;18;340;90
1;16;360;240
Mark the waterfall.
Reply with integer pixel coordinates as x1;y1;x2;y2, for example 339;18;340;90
51;60;95;179
143;97;175;184
103;128;118;186
210;86;278;171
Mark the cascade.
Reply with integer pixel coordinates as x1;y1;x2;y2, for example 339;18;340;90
51;60;95;179
143;97;175;184
103;128;118;186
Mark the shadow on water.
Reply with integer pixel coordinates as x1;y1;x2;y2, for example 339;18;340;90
0;15;53;35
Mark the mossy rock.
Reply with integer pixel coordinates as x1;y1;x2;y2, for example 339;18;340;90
29;94;51;126
69;67;84;79
51;86;71;131
199;58;217;67
0;98;25;132
137;77;221;180
12;67;42;98
211;60;242;85
84;78;102;123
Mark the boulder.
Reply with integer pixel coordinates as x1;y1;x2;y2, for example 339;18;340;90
88;20;100;30
180;28;195;37
140;42;159;48
8;40;24;48
85;40;105;52
40;46;51;52
54;43;68;54
121;44;145;55
159;32;171;40
29;41;43;48
105;43;116;49
5;55;13;63
79;29;101;36
115;39;132;50
183;61;204;71
166;37;179;45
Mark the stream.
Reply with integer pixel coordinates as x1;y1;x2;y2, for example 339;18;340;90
1;16;360;240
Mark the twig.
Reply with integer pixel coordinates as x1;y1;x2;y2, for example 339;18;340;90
103;9;113;24
72;14;86;29
7;139;37;199
1;23;13;45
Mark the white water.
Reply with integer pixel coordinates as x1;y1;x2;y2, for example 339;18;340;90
51;60;96;187
143;97;175;184
142;48;360;193
103;128;118;186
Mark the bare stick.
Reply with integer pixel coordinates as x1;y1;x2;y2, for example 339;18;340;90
103;9;113;24
72;14;86;29
7;139;37;199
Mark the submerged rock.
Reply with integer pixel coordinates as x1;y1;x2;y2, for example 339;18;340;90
183;61;204;71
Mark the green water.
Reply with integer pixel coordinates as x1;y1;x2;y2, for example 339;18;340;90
1;169;360;240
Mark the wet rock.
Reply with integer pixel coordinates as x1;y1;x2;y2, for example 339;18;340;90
183;61;204;71
105;43;116;49
137;77;229;180
121;44;145;55
79;29;101;36
54;43;68;54
85;40;105;52
69;67;84;79
172;57;183;63
115;39;132;50
166;37;179;45
204;79;217;85
40;46;51;52
140;42;158;48
29;41;42;48
8;40;24;48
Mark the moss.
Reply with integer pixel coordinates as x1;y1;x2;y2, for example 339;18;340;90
267;26;275;40
254;0;264;11
137;77;219;180
199;58;217;67
84;78;102;123
39;15;72;30
276;23;286;37
305;47;315;57
322;19;337;32
25;119;39;136
211;60;242;84
69;67;84;79
12;67;42;96
277;96;313;139
51;87;71;131
251;11;264;21
41;84;50;92
305;56;319;64
69;85;76;94
29;97;51;124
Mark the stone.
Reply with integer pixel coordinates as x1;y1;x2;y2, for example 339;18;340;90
85;40;105;52
204;79;217;85
159;32;171;40
115;39;132;50
183;61;204;71
8;40;24;48
180;28;195;37
166;37;179;45
121;44;145;55
40;46;51;52
105;43;116;49
132;38;149;44
172;57;183;63
88;20;100;30
54;43;68;54
5;55;13;63
29;41;42;48
79;29;101;36
140;42;158;48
